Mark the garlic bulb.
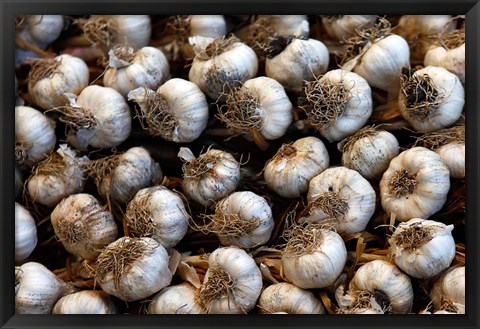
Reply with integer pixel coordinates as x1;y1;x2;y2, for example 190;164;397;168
50;193;118;260
336;260;414;314
178;147;240;206
281;224;347;289
125;186;189;248
429;266;465;313
379;147;450;222
128;78;209;143
15;262;75;314
258;282;325;314
200;246;262;313
197;191;274;248
148;282;205;314
339;126;400;180
188;35;258;100
104;45;170;98
264;136;329;198
16;15;64;49
255;15;309;37
26;144;89;208
27;54;89;110
15;105;56;170
52;290;117;314
60;85;131;150
265;37;329;93
300;69;372;142
399;66;464;132
321;15;377;41
389;218;455;279
95;236;172;302
305;167;376;235
15;202;37;262
15;166;23;198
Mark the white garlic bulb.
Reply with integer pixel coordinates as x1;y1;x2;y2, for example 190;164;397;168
265;37;329;93
15;166;23;198
128;78;209;143
389;218;455;279
258;282;325;314
379;147;450;222
50;193;118;260
178;147;240;206
256;15;310;38
300;69;372;142
27;54;89;110
95;236;172;302
188;35;258;100
15;202;37;262
104;45;170;98
62;85;131;151
339;126;400;180
264;136;329;198
281;224;347;289
16;15;64;49
26;144;89;208
429;266;465;313
52;290;117;314
148;282;205;314
125;186;189;248
336;260;414;314
15;105;56;170
321;15;377;41
305;167;376;235
200;246;262;314
399;66;464;132
15;262;75;314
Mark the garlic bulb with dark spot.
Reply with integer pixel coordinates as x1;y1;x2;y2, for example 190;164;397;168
52;290;117;314
15;202;37;262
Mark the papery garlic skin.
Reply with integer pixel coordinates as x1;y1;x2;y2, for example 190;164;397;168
264;136;329;198
435;142;465;179
50;193;118;260
389;218;456;279
430;266;465;313
148;282;205;314
424;43;465;83
321;15;377;41
380;147;450;222
52;290;117;314
258;282;325;314
15;202;37;262
15;262;75;314
17;15;64;49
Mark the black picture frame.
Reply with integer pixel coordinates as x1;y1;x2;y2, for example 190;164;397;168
1;1;479;328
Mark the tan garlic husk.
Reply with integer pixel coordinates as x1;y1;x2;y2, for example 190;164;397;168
321;15;377;41
15;166;23;199
258;282;326;314
200;246;262;314
15;202;38;262
15;262;75;314
95;236;172;302
178;147;240;206
52;290;117;314
16;15;64;49
379;147;450;222
148;282;205;314
336;260;414;314
429;266;465;314
50;193;118;260
389;218;455;279
124;186;189;248
264;136;329;198
26;144;89;208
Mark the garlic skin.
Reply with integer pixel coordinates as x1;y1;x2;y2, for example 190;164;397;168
104;46;170;98
305;167;376;235
148;282;205;314
52;290;117;314
125;186;189;248
321;15;377;41
28;54;90;110
379;147;450;222
264;136;330;198
179;147;240;206
15;167;23;198
15;262;75;314
96;237;172;302
265;37;329;93
50;193;118;260
389;218;456;279
15;105;56;170
128;78;209;143
424;41;465;83
200;246;262;314
436;142;465;179
429;266;465;313
258;282;325;314
399;66;464;132
15;202;37;262
16;15;64;49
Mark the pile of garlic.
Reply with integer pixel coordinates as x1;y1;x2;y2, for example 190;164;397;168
14;14;465;316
